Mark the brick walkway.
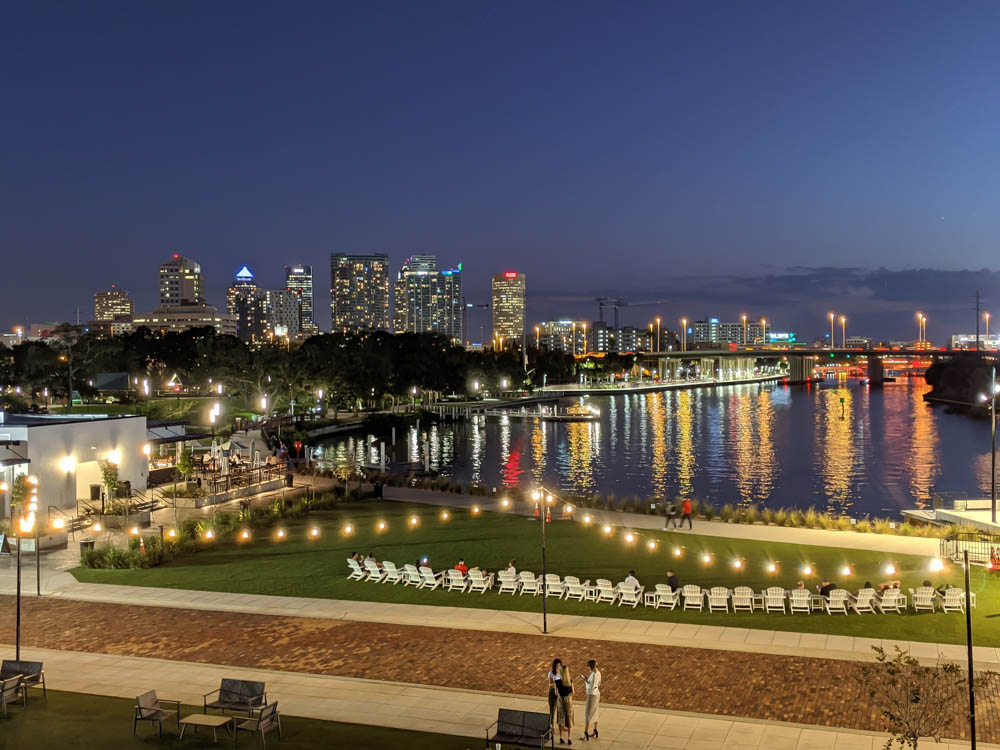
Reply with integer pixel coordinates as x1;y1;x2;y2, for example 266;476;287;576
3;596;996;742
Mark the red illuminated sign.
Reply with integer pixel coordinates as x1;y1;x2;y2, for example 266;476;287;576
503;271;518;279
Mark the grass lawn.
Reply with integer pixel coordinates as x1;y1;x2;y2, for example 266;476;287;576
0;689;477;749
72;501;999;646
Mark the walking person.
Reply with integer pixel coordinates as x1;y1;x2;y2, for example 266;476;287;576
547;659;563;732
662;499;679;530
581;659;601;741
679;497;693;529
556;663;575;744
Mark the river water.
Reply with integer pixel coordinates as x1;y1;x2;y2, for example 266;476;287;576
316;378;993;517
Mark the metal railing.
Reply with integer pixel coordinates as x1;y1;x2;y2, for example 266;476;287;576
940;531;1000;566
204;463;288;496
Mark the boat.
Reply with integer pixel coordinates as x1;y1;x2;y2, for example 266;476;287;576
542;403;601;422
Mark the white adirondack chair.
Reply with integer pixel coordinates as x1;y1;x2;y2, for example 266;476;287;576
563;576;588;601
825;589;850;615
364;559;386;583
595;579;618;604
402;564;422;587
346;558;366;581
653;584;678;610
544;574;564;598
789;589;811;614
497;571;520;595
445;569;469;592
941;588;968;613
851;588;876;614
682;585;703;611
732;586;755;613
876;589;906;613
467;569;494;594
519;571;541;596
764;587;786;613
381;561;403;585
419;566;443;590
909;586;936;613
707;587;730;613
618;583;643;608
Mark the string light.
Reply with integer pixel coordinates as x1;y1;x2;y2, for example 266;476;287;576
583;514;593;524
732;558;743;569
702;553;712;564
624;532;636;544
647;540;657;551
673;547;683;557
602;524;613;535
766;562;777;573
801;565;813;576
310;527;320;537
884;564;896;576
841;565;852;577
929;558;944;572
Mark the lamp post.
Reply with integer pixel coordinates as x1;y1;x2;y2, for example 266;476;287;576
916;312;923;342
680;318;687;352
741;314;748;346
655;317;661;354
840;315;847;348
760;318;768;345
531;489;550;634
921;315;927;344
535;325;540;349
986;313;991;350
990;368;998;525
828;312;835;348
581;324;587;356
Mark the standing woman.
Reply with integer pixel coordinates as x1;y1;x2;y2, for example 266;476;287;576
547;659;563;731
582;659;601;740
556;663;575;744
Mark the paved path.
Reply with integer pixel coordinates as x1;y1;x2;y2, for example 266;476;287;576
25;582;1000;670
384;487;942;556
13;644;988;750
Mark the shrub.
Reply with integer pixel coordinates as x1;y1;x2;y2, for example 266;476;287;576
835;516;853;531
720;504;735;522
622;497;635;513
702;502;716;520
803;507;820;529
761;508;777;525
872;518;893;535
605;494;617;511
854;519;871;533
773;508;791;527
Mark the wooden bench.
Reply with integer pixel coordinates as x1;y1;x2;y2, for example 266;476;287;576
203;678;267;715
485;708;553;749
0;660;45;698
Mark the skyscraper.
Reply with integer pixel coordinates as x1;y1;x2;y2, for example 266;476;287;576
264;289;300;340
158;253;205;307
491;271;526;348
330;253;391;332
94;285;134;321
393;255;463;344
226;266;266;342
285;264;315;334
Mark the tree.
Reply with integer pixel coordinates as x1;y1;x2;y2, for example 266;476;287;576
177;449;195;482
857;646;968;749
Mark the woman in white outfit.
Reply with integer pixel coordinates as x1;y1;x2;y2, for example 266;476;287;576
582;659;601;741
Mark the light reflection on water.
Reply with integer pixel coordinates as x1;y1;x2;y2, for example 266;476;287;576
314;380;992;516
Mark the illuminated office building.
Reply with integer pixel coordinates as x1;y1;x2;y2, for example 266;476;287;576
285;264;315;334
393;255;463;344
330;253;390;332
226;266;266;342
94;286;133;322
158;253;205;307
491;271;526;348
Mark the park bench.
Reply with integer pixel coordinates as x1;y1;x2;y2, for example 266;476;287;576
203;678;267;715
234;701;282;747
485;708;553;749
0;660;45;698
133;690;181;736
0;676;26;717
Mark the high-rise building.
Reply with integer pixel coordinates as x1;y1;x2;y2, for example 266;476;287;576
265;289;300;340
491;271;526;348
158;253;205;307
693;317;764;346
285;265;315;334
330;253;390;333
226;266;266;342
94;285;134;321
393;256;463;344
537;320;586;354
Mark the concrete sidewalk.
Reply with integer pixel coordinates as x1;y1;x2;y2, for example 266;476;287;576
383;487;941;556
38;581;999;670
8;643;988;750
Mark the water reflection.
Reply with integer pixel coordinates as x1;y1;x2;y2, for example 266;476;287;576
314;381;988;515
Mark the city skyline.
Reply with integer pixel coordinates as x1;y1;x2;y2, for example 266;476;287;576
5;3;1000;338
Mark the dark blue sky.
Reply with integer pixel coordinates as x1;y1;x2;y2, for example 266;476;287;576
4;1;1000;340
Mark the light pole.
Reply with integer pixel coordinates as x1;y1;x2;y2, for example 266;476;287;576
921;314;927;344
648;323;653;353
531;489;551;634
986;313;991;349
655;317;661;354
535;325;540;349
916;312;923;342
828;312;835;348
581;324;587;356
840;315;847;348
741;314;748;346
571;322;576;356
16;480;37;659
760;318;768;345
990;368;998;524
680;318;687;352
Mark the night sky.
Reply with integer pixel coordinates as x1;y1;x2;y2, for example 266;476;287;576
4;2;1000;341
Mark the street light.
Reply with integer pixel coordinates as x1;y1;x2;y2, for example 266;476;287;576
15;500;35;659
916;312;924;343
680;318;688;351
839;315;847;348
986;313;992;349
828;312;835;348
741;314;748;346
760;318;768;345
535;325;540;348
655;317;661;354
581;323;587;355
530;487;553;634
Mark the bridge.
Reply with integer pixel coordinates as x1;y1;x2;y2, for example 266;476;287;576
633;347;944;384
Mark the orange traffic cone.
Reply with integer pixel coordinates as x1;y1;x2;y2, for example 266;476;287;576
139;536;145;554
533;504;540;520
545;508;552;523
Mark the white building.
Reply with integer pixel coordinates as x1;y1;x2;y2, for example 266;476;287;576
0;412;148;519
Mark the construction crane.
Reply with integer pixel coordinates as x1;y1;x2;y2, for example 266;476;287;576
595;296;627;328
462;297;489;347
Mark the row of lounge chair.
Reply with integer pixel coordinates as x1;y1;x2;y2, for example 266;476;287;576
346;559;976;614
0;660;45;717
